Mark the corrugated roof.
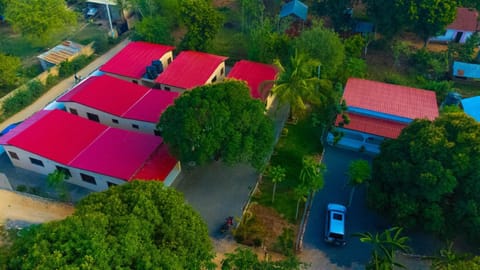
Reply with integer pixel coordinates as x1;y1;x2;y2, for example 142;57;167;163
279;0;308;21
336;113;407;139
227;60;278;100
37;41;82;65
132;144;178;181
448;7;479;31
0;110;176;181
58;75;150;116
461;96;480;121
155;51;228;90
100;41;175;79
453;61;480;79
124;90;179;123
343;78;439;120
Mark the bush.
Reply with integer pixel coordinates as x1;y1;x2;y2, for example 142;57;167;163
45;74;60;88
58;55;94;78
273;228;295;256
1;80;46;117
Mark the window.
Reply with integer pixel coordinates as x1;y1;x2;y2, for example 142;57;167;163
80;173;96;185
70;108;78;115
132;124;139;129
29;157;44;167
154;129;161;136
107;181;117;187
167;57;172;64
55;165;72;178
87;112;99;122
8;151;19;160
112;119;119;124
220;67;224;75
212;76;217;82
164;86;171;91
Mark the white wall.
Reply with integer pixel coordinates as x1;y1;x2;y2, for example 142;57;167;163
3;146;125;192
63;102;158;135
163;162;181;187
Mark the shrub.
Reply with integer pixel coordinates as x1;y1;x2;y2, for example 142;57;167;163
58;55;94;78
273;228;295;256
1;79;46;117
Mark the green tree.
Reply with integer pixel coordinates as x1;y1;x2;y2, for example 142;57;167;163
47;169;71;202
179;0;224;51
365;0;408;41
346;159;371;207
297;156;326;219
240;0;265;33
369;112;480;239
5;0;77;45
355;227;411;270
221;247;308;270
267;165;286;203
398;0;457;46
458;0;480;11
294;20;345;79
5;181;215;269
158;81;274;170
131;16;174;45
0;53;20;89
311;0;352;31
272;51;333;118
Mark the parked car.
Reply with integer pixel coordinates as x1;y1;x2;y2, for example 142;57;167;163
324;203;347;246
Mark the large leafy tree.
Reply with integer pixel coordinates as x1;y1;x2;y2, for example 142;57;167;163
364;0;408;41
369;112;480;239
5;181;215;269
5;0;76;45
179;0;223;51
158;80;274;169
131;16;174;45
398;0;457;46
0;53;20;89
272;51;334;118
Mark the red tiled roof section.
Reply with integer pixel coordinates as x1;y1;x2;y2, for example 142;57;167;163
448;7;479;31
100;41;175;79
124;90;179;123
336;113;408;139
131;144;178;181
344;78;439;120
227;60;278;100
155;51;228;90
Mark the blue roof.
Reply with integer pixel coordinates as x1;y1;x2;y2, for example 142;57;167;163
354;21;374;33
453;61;480;79
461;96;480;121
279;0;308;21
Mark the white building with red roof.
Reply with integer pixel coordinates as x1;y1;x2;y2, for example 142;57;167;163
227;60;278;102
0;110;180;191
155;51;228;92
431;7;479;43
328;78;439;153
99;41;175;86
58;75;179;135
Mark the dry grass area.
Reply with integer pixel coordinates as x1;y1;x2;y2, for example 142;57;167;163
249;203;296;248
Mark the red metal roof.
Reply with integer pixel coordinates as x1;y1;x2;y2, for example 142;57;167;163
448;7;479;31
343;78;439;120
0;110;107;164
155;51;228;89
58;75;150;116
132;144;178;181
227;60;278;100
99;41;175;79
0;110;177;181
70;128;163;180
336;113;407;139
124;90;179;123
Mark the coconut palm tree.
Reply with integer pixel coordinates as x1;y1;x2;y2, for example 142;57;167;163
354;227;412;270
271;50;333;119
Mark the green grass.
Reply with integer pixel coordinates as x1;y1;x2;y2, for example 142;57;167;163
254;114;324;223
0;26;45;61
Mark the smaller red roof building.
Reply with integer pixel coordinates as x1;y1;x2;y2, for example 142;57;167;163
227;60;278;100
155;51;228;90
100;41;175;80
448;7;479;32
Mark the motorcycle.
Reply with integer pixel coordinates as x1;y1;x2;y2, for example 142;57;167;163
220;216;234;233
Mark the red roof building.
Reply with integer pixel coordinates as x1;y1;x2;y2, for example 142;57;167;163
100;41;175;85
431;8;479;43
227;60;278;100
58;75;179;135
328;78;439;154
155;51;228;92
0;110;180;191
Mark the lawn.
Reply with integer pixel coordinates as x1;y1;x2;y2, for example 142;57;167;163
254;113;324;223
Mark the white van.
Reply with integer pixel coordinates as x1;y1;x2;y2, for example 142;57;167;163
324;203;347;246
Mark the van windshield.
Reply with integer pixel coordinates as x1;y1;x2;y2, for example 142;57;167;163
329;232;344;239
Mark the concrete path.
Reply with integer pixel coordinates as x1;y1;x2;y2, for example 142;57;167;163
0;38;130;131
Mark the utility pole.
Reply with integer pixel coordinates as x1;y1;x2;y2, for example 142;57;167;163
105;0;115;38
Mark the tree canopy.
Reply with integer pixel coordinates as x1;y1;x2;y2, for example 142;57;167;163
369;112;480;239
4;181;214;269
5;0;76;45
158;80;274;169
0;53;20;89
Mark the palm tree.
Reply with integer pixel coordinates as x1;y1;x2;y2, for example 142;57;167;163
354;227;412;270
267;165;286;203
346;159;371;207
271;50;333;119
